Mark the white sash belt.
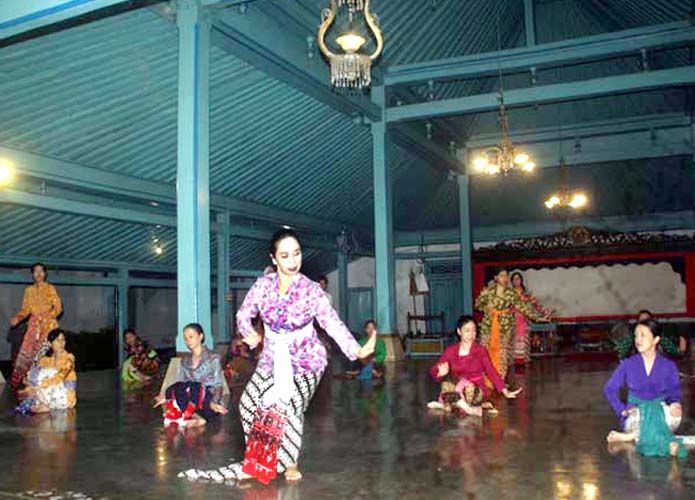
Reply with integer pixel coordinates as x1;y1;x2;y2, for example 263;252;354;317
262;322;314;407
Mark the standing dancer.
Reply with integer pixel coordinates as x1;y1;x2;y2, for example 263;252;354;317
9;263;63;388
510;272;553;365
179;228;375;485
475;269;549;380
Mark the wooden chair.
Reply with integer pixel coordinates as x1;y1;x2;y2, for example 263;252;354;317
405;312;446;358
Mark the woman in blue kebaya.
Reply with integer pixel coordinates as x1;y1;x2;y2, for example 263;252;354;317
604;319;686;458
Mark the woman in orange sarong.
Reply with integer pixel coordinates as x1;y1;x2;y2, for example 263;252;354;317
9;263;63;388
474;269;549;380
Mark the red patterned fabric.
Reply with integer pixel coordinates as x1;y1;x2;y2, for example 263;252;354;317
242;404;289;484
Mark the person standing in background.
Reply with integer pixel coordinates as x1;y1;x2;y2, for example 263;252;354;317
9;263;63;388
318;275;332;307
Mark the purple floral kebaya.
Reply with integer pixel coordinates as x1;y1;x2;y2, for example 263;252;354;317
237;272;359;375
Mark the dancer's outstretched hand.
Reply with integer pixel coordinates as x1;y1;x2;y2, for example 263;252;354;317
153;394;165;408
358;330;377;359
242;331;262;349
502;387;523;399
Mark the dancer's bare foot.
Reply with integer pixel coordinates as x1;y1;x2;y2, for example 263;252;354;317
606;441;636;455
456;399;482;417
184;415;207;428
606;430;636;443
32;404;50;414
285;464;303;482
427;401;445;410
670;441;680;457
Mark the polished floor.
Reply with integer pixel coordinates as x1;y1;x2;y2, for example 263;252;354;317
1;357;695;500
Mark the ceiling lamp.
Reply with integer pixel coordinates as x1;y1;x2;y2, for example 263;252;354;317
544;158;588;211
544;191;588;210
471;95;535;176
0;159;15;187
317;0;384;91
471;23;533;177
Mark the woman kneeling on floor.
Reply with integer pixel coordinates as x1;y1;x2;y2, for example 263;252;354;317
429;315;521;416
604;319;688;458
15;328;76;414
154;323;227;428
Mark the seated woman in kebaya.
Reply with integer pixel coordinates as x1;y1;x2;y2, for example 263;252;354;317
122;328;161;387
15;329;76;414
429;315;521;416
604;319;688;458
154;323;227;428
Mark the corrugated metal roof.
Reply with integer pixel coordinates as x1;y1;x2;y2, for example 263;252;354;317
0;205;179;267
0;7;418;229
0;204;327;272
470;156;695;226
464;89;687;137
0;9;179;183
296;0;524;66
584;0;691;31
1;1;692;274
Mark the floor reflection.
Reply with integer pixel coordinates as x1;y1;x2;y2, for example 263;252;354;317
0;358;694;499
17;409;77;491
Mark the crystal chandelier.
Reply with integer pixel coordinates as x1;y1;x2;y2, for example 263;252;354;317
472;16;534;177
544;159;588;210
544;191;588;210
471;94;535;176
317;0;384;91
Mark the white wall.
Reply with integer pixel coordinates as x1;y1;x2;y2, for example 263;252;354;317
326;256;426;334
129;288;177;350
322;229;695;334
510;263;686;317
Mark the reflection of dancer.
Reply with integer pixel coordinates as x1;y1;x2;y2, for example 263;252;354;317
18;409;77;492
510;272;553;365
9;263;62;387
16;329;76;414
433;418;483;498
608;441;684;490
475;269;549;380
428;315;521;416
154;324;227;428
179;228;375;485
604;320;688;457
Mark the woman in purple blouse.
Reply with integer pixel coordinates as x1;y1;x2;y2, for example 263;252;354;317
180;228;375;485
604;319;686;457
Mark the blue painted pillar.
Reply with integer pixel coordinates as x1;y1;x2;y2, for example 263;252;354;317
216;211;230;344
457;174;474;314
117;268;129;369
337;251;349;321
524;0;536;47
371;85;399;359
176;0;212;350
